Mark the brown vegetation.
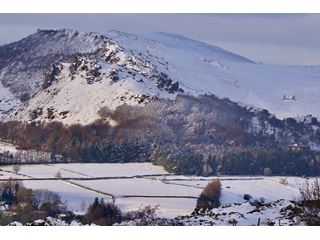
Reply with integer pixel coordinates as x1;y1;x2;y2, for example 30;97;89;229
83;198;121;225
299;179;320;225
0;179;63;225
196;178;221;209
0;94;320;176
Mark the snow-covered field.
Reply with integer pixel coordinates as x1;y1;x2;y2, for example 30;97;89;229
23;180;112;212
0;162;312;219
0;141;18;153
164;176;302;204
51;162;168;177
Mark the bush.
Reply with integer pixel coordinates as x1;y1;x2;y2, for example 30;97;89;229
32;189;61;208
12;165;21;174
19;93;30;102
39;202;61;217
264;167;272;176
196;178;221;209
55;171;62;178
123;205;158;225
0;180;64;224
279;178;288;186
299;179;320;225
0;179;20;205
243;194;252;201
84;198;122;225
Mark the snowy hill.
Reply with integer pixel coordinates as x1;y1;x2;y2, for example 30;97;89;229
111;31;320;119
1;29;320;124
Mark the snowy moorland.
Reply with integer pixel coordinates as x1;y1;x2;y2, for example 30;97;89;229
0;29;319;124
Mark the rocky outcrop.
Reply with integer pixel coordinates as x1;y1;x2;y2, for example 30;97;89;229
43;62;63;89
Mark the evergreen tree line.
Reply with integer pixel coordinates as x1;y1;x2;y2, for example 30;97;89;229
149;146;320;176
0;120;319;176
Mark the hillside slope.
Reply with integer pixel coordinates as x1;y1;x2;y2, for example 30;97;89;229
109;31;320;119
0;29;320;124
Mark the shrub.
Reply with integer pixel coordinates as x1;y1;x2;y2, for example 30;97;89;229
19;93;30;102
124;205;158;225
264;167;272;176
243;194;252;201
12;165;21;174
55;170;62;178
84;198;122;225
97;106;112;119
32;189;61;209
279;178;288;186
196;178;221;209
0;180;66;225
299;179;320;225
0;179;20;205
39;202;60;217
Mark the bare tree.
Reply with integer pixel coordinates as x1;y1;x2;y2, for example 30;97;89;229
97;106;112;119
263;167;272;176
33;189;61;208
299;178;320;225
55;170;62;178
12;165;21;174
279;178;288;186
80;200;87;212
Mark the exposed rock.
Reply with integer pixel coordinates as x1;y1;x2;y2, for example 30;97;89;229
152;72;183;94
107;68;119;82
43;62;63;89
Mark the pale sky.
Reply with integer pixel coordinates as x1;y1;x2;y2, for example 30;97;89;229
0;13;319;65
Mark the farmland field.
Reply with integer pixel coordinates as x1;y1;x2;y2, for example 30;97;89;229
0;163;311;218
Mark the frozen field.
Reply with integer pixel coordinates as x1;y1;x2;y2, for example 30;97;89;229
0;141;17;153
23;180;112;212
0;163;313;218
51;162;168;177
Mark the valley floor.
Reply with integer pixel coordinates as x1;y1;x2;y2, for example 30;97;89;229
0;162;312;223
0;139;312;225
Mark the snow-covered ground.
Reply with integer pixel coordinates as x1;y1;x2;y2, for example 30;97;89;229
0;163;312;219
0;169;29;179
51;162;168;177
0;164;80;178
0;82;21;119
106;31;320;119
176;199;303;226
23;180;112;212
0;141;18;153
3;29;320;125
116;197;197;218
162;176;302;204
